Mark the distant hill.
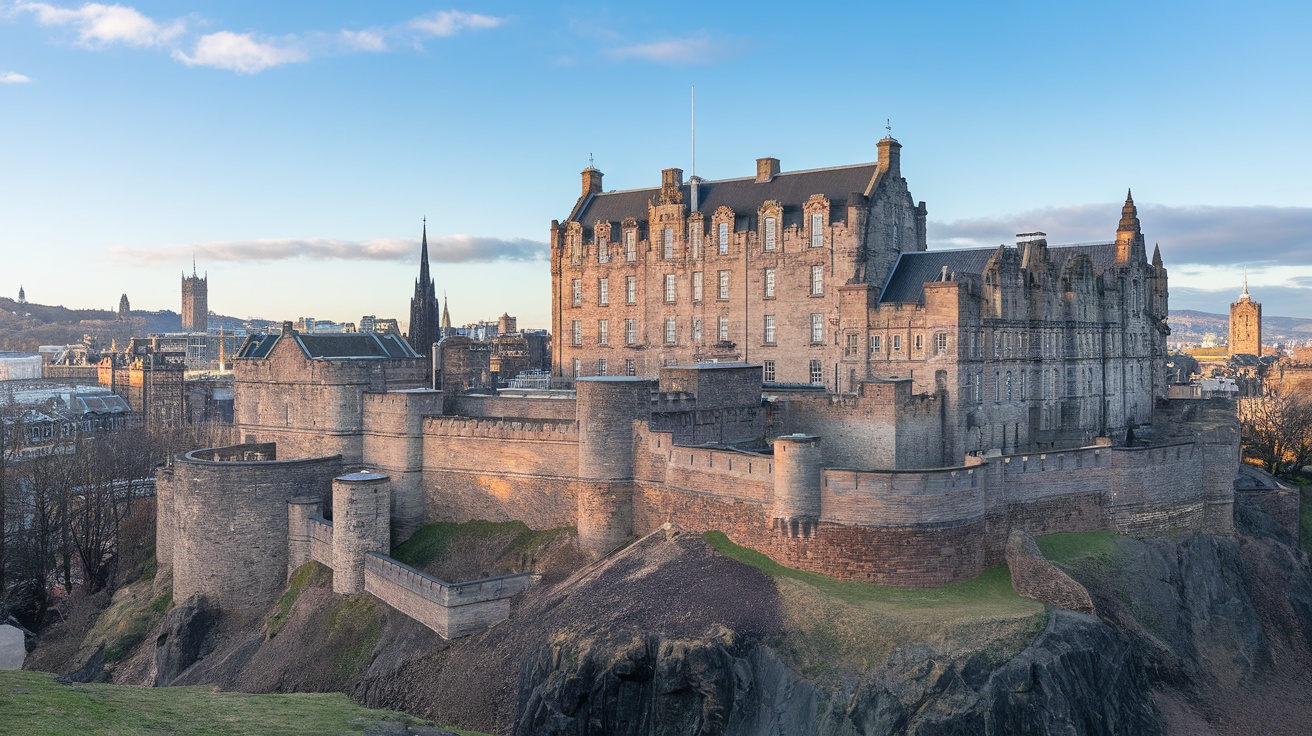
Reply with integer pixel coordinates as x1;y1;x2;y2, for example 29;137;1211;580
1166;308;1312;347
0;297;276;353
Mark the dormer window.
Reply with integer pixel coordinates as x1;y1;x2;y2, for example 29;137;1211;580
810;213;823;247
764;216;777;251
717;222;729;254
689;224;702;259
597;228;610;263
624;230;636;261
663;228;674;259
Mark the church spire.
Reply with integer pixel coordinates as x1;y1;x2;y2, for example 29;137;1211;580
1115;189;1145;264
408;218;440;361
441;292;452;332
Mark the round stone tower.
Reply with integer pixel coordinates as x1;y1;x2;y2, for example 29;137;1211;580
331;472;391;594
772;434;823;538
286;496;323;575
575;377;654;553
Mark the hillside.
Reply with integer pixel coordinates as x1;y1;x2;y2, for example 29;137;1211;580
0;297;276;352
1167;308;1312;346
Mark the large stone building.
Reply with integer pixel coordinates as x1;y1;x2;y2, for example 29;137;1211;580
408;222;440;365
551;139;1168;459
181;265;208;332
1229;277;1262;357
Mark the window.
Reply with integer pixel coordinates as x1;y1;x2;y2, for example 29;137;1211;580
572;358;580;378
934;332;947;355
690;226;702;259
598;358;608;376
810;213;823;247
663;228;674;259
764;268;776;298
664;274;676;302
810;265;824;295
624;230;636;261
598;319;609;345
1006;371;1013;401
571;320;582;346
764;216;777;250
976;370;984;403
717;222;729;254
718;271;730;300
598;277;609;306
810;313;824;343
914;334;923;351
764;360;776;382
846;333;859;356
597;231;610;262
664;318;677;344
870;335;882;354
625;318;637;345
693;319;703;343
1020;370;1027;400
693;271;703;302
571;279;582;307
892;334;902;352
718;316;729;342
995;371;1001;402
569;233;581;264
625;359;635;376
625;276;636;304
809;359;823;385
764;315;776;344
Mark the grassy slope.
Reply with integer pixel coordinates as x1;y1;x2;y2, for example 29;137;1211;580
702;531;1046;682
391;520;565;574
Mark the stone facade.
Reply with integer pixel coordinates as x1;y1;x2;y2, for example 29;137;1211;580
181;268;207;333
1229;279;1262;357
552;143;1168;462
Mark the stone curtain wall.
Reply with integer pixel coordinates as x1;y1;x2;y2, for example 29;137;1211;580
362;555;535;639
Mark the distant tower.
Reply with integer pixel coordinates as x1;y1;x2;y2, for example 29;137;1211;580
1229;274;1262;357
440;294;452;338
17;285;25;304
117;293;131;321
408;221;440;359
1115;189;1146;264
181;262;208;332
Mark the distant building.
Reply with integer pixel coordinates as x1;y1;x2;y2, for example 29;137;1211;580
182;265;208;332
16;285;25;304
408;221;440;363
1;384;135;458
0;352;43;381
498;312;517;335
1229;277;1262;357
360;315;376;333
374;318;401;336
117;293;131;321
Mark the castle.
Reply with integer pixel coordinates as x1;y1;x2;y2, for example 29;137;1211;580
154;139;1241;640
1229;275;1262;357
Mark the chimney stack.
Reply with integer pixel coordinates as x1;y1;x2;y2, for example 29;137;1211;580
581;166;603;198
876;137;901;178
756;157;780;183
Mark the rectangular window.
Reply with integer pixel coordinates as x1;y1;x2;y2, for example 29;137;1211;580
717;222;729;254
598;319;609;345
809;359;823;385
975;370;983;403
625;358;635;376
692;271;703;302
914;334;923;351
810;213;823;247
625;276;636;304
763;314;776;344
663;274;676;302
764;268;775;298
810;313;823;343
718;316;729;342
597;231;609;263
571;278;582;307
663;228;674;259
690;226;701;259
571;320;582;346
572;358;580;378
764;216;777;251
846;333;859;357
810;265;824;295
664;317;676;344
597;358;608;376
763;360;776;382
625;318;636;345
892;334;902;352
870;335;882;354
624;230;636;261
693;319;702;343
718;271;730;300
598;277;609;306
935;332;947;355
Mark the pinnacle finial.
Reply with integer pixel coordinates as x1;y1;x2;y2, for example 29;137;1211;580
1242;268;1249;298
1126;188;1133;203
885;118;892;139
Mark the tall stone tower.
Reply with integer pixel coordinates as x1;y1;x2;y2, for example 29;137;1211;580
181;263;208;333
117;293;131;321
440;295;452;338
1229;275;1262;357
408;221;439;360
17;285;25;304
1115;190;1147;264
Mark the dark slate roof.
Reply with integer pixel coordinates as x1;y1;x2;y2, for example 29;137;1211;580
234;332;421;360
572;163;878;230
878;242;1119;304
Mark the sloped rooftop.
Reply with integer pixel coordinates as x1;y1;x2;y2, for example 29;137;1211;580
235;331;421;360
878;242;1119;304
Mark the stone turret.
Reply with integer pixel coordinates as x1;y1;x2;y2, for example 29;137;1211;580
575;377;654;553
772;434;823;538
331;472;391;594
581;165;603;198
1115;190;1146;264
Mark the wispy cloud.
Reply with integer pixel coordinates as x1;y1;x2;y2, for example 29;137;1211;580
339;29;386;52
605;33;732;64
408;10;502;37
173;31;307;73
109;235;547;265
15;1;184;47
0;71;32;83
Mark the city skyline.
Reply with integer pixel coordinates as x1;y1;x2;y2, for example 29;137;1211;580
3;1;1311;328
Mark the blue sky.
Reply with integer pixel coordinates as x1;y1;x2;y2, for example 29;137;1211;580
2;1;1310;329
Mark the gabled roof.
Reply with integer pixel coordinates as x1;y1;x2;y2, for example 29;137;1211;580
878;242;1120;304
572;163;878;229
235;332;421;361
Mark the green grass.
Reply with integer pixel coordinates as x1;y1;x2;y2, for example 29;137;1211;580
266;562;331;639
326;595;384;677
391;520;566;572
1034;531;1119;567
79;570;175;667
701;531;1046;682
0;670;488;735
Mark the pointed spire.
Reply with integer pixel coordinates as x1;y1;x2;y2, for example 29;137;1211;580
1151;243;1162;268
1117;189;1140;233
1242;268;1250;299
441;292;451;330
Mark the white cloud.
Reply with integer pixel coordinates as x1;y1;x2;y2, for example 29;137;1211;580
109;235;547;265
0;71;32;83
606;34;727;64
16;1;184;47
339;29;386;52
172;31;307;74
408;10;503;37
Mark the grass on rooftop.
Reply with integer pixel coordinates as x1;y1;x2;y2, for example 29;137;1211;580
391;520;565;572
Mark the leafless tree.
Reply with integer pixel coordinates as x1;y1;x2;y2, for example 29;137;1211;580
1237;384;1312;476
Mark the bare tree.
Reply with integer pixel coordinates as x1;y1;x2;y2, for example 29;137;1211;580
1237;384;1312;476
